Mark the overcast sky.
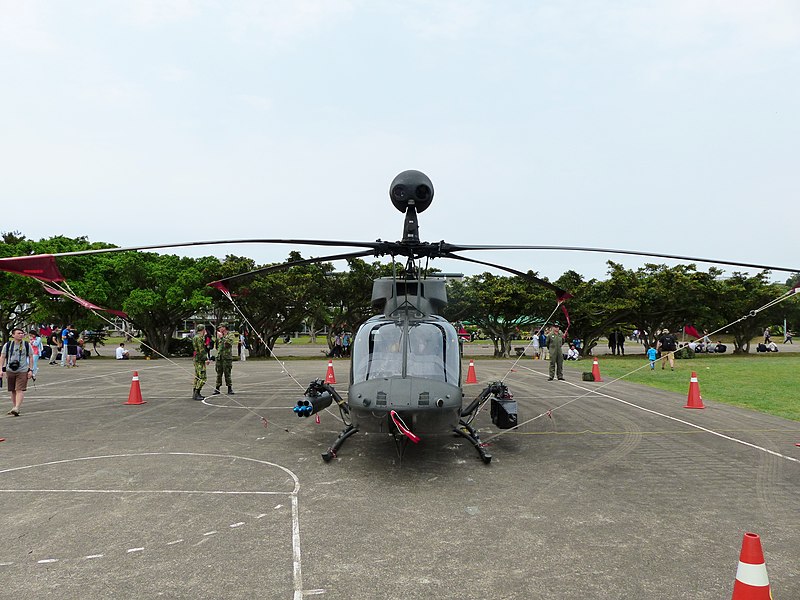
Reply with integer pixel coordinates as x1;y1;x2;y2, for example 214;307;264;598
2;1;798;283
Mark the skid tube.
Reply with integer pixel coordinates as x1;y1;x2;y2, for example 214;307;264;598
322;424;359;462
454;420;492;464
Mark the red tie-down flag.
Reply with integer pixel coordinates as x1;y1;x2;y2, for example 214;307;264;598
684;324;701;339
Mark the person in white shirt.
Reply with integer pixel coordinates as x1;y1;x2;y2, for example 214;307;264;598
115;343;130;360
566;343;580;361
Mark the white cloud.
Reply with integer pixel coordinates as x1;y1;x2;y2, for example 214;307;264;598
222;0;355;46
0;0;58;52
115;0;200;27
238;94;272;111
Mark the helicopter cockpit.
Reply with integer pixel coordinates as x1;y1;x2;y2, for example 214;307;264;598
351;316;460;384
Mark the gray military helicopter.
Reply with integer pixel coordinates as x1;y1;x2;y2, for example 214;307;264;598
2;170;797;463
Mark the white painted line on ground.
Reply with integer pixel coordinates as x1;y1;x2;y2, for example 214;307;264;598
292;494;303;600
126;548;144;553
0;489;288;495
166;539;183;546
32;366;165;389
518;365;800;465
0;452;304;594
203;531;218;537
37;558;58;563
84;554;104;559
229;522;245;528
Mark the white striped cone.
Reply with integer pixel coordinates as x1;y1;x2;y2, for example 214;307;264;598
731;532;771;600
325;360;336;384
684;371;705;409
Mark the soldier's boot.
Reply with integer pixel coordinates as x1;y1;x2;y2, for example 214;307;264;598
227;386;235;395
193;389;205;401
212;388;221;395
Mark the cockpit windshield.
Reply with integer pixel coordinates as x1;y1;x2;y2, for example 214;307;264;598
352;318;460;384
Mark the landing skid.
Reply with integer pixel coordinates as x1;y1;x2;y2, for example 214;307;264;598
454;420;492;464
322;425;359;462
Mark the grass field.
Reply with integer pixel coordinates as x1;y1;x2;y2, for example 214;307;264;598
565;353;800;422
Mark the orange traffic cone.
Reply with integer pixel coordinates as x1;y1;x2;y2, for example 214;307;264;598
325;360;336;384
591;357;603;382
731;532;771;599
684;371;705;409
465;359;478;384
124;371;147;405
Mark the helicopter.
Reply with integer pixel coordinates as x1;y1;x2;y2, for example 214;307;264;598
2;170;799;463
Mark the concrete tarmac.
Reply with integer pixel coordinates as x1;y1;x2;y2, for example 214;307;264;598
1;357;798;599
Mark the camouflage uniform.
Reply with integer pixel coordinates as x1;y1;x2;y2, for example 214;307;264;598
215;329;238;391
547;329;567;380
192;334;207;394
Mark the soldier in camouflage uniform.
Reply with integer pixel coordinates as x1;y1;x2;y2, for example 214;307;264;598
546;324;567;381
213;323;237;395
192;324;210;400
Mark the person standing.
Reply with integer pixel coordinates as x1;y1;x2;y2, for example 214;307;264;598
1;328;34;416
647;345;658;370
539;329;549;360
239;331;247;362
213;323;237;395
657;328;677;370
28;331;43;379
783;330;793;344
64;325;78;368
546;324;567;381
192;325;210;400
531;329;540;359
60;324;69;366
616;331;625;356
607;331;617;356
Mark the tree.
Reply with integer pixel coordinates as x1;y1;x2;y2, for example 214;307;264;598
709;272;786;353
324;258;395;348
611;263;719;349
0;232;41;340
112;252;220;356
445;273;552;357
552;269;635;356
226;252;333;355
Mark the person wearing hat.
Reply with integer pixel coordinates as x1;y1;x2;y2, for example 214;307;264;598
656;328;677;370
213;323;238;395
546;324;567;381
192;324;210;400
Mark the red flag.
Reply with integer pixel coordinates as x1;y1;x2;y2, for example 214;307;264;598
42;286;127;319
208;280;230;295
0;254;64;282
684;324;701;339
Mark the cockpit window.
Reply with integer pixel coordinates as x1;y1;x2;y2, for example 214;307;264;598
352;318;459;383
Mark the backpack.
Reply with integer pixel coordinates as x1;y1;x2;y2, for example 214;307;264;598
661;335;677;351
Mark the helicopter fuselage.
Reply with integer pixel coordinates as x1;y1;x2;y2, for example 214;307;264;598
346;312;463;435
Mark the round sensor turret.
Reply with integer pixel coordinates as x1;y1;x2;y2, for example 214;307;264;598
389;170;434;213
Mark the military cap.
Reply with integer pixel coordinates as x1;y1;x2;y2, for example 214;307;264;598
195;324;205;332
218;323;229;330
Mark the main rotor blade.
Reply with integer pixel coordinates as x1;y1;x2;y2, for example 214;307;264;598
442;252;570;299
211;249;377;285
42;238;384;258
441;244;800;274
